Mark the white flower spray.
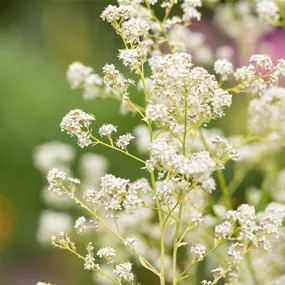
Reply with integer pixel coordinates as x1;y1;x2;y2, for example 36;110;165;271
35;1;285;285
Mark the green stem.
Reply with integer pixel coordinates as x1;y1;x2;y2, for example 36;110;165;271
151;171;166;285
172;204;183;285
216;169;232;210
148;121;166;285
89;134;145;164
64;247;121;285
177;224;194;245
246;252;259;285
182;98;188;156
177;240;227;282
71;195;160;277
199;129;233;210
145;0;174;54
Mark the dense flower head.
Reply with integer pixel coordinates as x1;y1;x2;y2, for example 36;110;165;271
214;59;234;81
47;168;67;195
113;262;134;282
46;168;80;198
101;4;134;23
122;17;150;43
147;138;217;184
119;45;148;71
215;221;233;240
150;53;193;93
181;0;202;22
155;179;189;208
99;124;117;137
74;216;87;234
228;242;245;264
145;104;170;122
83;188;103;205
84;253;100;271
60;109;95;148
233;55;285;95
150;53;232;126
97;247;116;264
234;64;255;82
250;54;273;70
115;133;135;150
83;174;143;216
256;0;280;23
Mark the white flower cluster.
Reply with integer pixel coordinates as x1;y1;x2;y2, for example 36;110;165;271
113;262;134;282
100;4;133;23
147;138;217;192
97;247;116;264
211;136;240;161
215;221;233;240
181;0;202;22
150;53;232;126
103;64;133;94
155;179;189;208
47;168;80;197
99;124;117;137
214;59;234;81
145;104;170;122
83;174;143;216
84;253;98;271
226;204;282;250
67;62;103;99
256;0;280;23
51;231;75;250
115;133;135;150
190;243;207;259
248;87;285;144
84;242;100;271
234;55;285;95
60;109;95;148
74;216;87;234
124;237;136;249
46;168;67;195
38;1;285;285
122;18;150;44
119;45;148;71
250;54;273;70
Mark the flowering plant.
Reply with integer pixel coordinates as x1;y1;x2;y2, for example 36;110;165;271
36;1;285;285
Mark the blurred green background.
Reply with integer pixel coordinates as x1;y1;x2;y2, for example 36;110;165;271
0;1;280;284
